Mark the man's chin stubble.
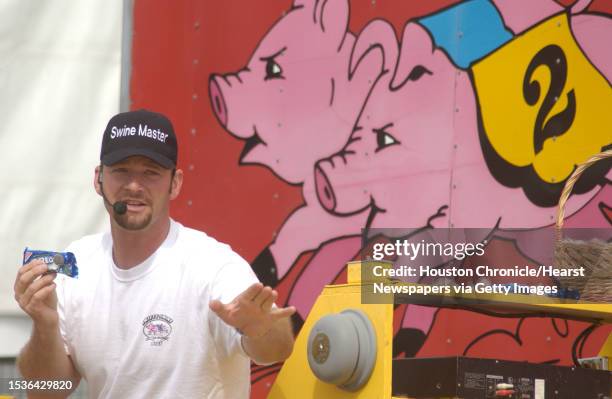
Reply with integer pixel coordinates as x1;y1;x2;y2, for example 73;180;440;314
114;213;153;231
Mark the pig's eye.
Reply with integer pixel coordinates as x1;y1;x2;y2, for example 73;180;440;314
264;58;284;80
407;65;432;81
261;47;287;81
374;123;400;152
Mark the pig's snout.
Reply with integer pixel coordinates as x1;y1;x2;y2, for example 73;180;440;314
315;153;374;216
209;76;228;127
315;164;337;212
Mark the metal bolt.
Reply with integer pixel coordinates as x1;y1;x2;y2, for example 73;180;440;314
187;200;193;206
453;144;458;149
192;93;198;100
193;59;199;65
194;21;200;30
273;193;279;199
188;164;195;171
190;128;197;136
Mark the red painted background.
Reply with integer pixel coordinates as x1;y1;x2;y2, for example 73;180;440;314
131;1;612;397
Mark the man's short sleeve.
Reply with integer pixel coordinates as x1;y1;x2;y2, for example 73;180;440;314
207;249;260;358
211;251;259;303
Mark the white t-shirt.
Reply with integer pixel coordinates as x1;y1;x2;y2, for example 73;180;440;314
56;219;259;398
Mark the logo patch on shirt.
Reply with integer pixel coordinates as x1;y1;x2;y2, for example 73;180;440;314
142;314;173;346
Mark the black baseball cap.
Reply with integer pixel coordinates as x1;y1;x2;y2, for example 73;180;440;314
100;109;178;168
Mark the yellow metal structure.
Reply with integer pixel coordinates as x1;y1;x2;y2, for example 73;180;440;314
268;261;612;399
268;262;397;399
598;332;612;361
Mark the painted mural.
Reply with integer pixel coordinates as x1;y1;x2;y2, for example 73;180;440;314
131;0;611;396
207;0;611;393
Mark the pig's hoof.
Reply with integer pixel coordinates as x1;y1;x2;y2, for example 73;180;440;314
393;328;426;358
252;247;279;287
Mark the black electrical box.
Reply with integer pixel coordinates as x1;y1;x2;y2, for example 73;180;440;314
392;356;611;399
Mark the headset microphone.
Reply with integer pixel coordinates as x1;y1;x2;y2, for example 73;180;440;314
112;201;127;215
98;167;128;215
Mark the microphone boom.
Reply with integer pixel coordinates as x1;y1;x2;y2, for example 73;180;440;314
98;168;128;216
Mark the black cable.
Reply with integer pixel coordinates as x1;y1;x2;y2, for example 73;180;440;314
571;323;599;367
578;323;599;359
463;329;519;356
251;363;283;375
552;318;569;338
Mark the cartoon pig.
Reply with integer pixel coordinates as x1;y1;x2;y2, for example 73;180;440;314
209;0;399;285
210;0;390;185
312;0;611;354
315;1;611;233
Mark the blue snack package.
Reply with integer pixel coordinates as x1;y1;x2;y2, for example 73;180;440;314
23;248;78;278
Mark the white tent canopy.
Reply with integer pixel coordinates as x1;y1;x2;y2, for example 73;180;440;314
0;0;124;356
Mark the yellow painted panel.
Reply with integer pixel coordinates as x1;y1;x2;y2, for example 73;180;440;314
472;13;611;183
268;283;394;399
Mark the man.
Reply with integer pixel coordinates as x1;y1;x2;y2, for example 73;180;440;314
14;109;295;398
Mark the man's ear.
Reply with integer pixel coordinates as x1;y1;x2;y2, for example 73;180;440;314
169;169;184;200
94;165;103;196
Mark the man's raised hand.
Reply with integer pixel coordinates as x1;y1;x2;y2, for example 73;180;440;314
209;283;296;339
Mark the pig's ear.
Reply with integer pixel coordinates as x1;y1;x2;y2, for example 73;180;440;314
315;0;349;46
390;23;434;91
349;19;398;80
571;0;592;14
491;0;563;34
